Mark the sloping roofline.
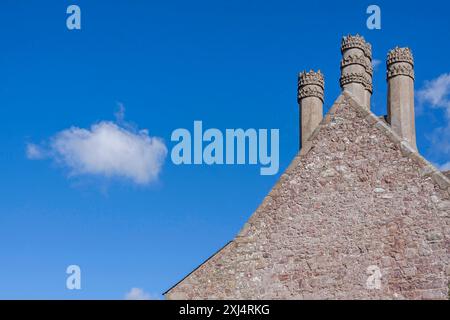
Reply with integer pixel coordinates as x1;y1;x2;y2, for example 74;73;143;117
163;91;450;297
162;241;233;295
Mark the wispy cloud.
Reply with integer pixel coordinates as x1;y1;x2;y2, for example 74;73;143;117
372;59;382;71
26;143;46;160
417;73;450;112
27;107;167;185
417;73;450;169
114;102;126;124
124;287;159;300
427;124;450;158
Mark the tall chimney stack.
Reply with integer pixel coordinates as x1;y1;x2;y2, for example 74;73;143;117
387;47;417;150
297;70;324;149
340;34;373;108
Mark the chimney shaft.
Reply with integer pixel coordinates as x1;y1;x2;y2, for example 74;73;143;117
297;70;324;149
387;47;417;150
340;35;373;108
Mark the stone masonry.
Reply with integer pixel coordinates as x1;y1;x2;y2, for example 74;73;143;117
165;35;450;300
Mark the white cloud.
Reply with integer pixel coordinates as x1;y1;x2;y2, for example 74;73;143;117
27;108;167;185
372;59;382;71
428;124;450;157
114;102;126;124
26;143;45;159
417;73;450;111
124;288;154;300
417;73;450;169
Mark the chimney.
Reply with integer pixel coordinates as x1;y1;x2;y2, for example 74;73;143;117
386;47;417;150
340;34;373;108
297;70;324;149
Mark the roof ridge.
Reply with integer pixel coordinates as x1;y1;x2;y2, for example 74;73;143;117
299;90;450;191
342;90;450;191
239;91;450;239
236;94;351;238
239;91;450;238
164;91;450;297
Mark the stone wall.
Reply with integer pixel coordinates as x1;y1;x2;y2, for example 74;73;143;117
165;93;450;300
444;171;450;179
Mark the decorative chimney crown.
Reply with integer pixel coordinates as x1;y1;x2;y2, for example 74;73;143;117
298;70;324;102
387;47;414;66
341;34;372;58
340;72;373;93
298;70;324;89
387;47;414;80
341;54;373;76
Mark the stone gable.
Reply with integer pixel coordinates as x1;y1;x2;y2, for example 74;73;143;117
165;93;450;300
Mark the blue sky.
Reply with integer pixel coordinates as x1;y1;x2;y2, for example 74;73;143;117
0;0;449;299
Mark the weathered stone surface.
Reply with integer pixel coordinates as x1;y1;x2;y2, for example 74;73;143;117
443;171;450;179
165;95;449;300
